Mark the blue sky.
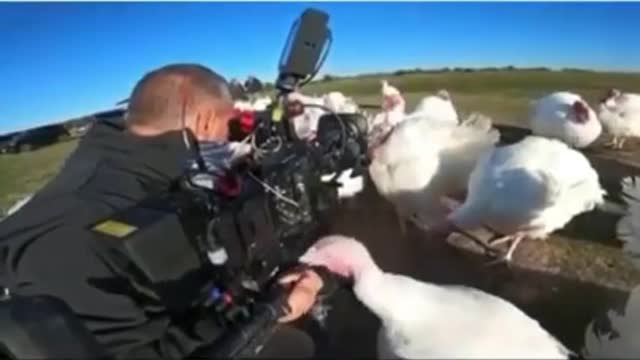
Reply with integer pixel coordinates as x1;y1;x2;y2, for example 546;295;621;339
1;2;639;134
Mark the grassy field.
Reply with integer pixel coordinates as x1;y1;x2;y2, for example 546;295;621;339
0;140;78;213
305;69;640;124
2;69;640;213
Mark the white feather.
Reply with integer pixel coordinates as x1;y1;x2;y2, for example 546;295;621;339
322;91;360;114
369;113;499;227
367;274;572;359
450;136;606;238
530;92;602;148
409;90;459;127
598;92;640;140
251;96;273;111
299;236;572;359
233;100;254;111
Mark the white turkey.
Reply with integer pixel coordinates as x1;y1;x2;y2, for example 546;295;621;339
367;97;499;234
530;92;602;149
233;99;254;112
429;136;606;264
368;80;406;133
251;95;273;111
323;91;360;113
233;96;272;112
597;89;640;149
299;235;574;359
405;89;459;127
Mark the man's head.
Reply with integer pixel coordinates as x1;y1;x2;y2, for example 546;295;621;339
126;64;234;142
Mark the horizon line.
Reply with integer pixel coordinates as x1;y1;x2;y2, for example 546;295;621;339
2;64;638;136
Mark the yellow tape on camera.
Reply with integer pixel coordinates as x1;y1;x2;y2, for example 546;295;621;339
92;219;137;238
272;105;283;122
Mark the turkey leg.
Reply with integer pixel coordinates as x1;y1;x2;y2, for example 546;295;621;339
484;234;526;267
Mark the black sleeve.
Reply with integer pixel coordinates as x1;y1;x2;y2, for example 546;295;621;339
14;228;225;359
120;316;225;359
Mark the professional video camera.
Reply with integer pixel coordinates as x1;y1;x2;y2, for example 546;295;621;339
0;8;370;360
104;8;369;356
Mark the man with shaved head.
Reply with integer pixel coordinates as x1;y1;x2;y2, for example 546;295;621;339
0;64;336;358
126;64;234;138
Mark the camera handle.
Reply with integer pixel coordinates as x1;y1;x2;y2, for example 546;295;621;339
206;281;291;359
205;262;329;359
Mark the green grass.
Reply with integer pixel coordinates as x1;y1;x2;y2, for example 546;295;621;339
304;70;640;125
0;140;79;213
2;69;640;212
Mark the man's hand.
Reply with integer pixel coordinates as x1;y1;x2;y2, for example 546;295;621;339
276;269;324;323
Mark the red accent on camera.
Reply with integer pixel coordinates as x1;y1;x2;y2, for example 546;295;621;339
232;109;256;134
216;172;242;197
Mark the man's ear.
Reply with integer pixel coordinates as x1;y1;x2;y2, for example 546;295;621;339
186;107;218;141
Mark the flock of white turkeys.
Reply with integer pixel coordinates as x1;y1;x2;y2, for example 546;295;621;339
231;83;640;359
237;83;640;266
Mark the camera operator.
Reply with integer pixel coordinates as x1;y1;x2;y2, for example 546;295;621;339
0;63;339;358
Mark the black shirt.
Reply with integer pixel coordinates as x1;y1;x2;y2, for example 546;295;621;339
0;119;223;358
0;118;341;358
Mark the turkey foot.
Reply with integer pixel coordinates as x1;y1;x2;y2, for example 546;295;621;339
604;136;626;150
487;234;516;248
415;219;499;257
603;137;617;148
484;234;525;267
457;229;502;258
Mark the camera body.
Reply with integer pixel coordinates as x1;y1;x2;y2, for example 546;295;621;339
90;103;368;323
88;6;368;328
